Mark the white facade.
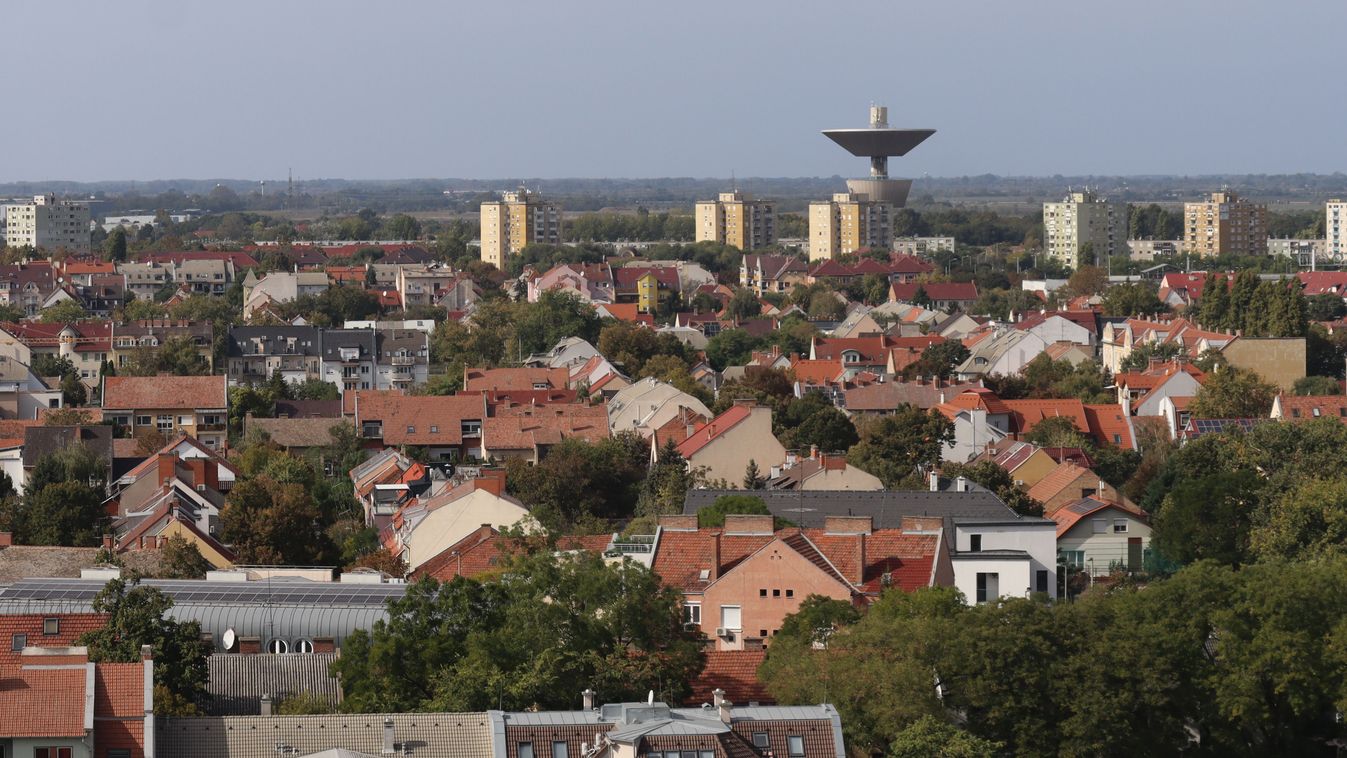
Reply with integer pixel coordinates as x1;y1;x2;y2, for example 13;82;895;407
1023;314;1095;348
951;520;1058;602
1043;191;1126;269
1329;200;1347;261
1056;509;1152;577
2;195;91;251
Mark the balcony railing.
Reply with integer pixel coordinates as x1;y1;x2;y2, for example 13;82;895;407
390;355;415;366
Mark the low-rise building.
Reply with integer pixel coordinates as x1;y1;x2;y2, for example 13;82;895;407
101;375;229;449
1051;496;1152;576
225;326;323;386
671;403;786;486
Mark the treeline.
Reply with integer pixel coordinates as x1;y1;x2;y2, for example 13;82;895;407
567;211;694;242
762;559;1347;756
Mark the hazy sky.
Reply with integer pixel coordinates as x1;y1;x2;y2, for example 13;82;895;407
8;0;1346;181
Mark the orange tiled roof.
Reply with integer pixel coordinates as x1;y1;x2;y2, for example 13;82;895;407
1084;404;1135;449
1026;462;1095;504
790;358;844;386
354;392;487;446
676;404;752;458
483;405;610;451
686;650;772;706
1277;393;1347;422
463;367;568;392
102;375;226;411
0;661;87;737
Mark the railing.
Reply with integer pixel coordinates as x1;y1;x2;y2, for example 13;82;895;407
390;356;415;366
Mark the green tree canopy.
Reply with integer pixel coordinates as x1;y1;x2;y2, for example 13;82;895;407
1189;366;1277;418
847;406;953;488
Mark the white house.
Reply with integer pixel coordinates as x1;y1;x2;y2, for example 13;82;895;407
955;330;1050;381
1051;497;1152;577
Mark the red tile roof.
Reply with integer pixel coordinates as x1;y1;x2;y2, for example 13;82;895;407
463;367;568;392
676;404;753;458
790;358;844;386
1050;497;1144;537
1026;462;1095;505
483;405;610;451
686;650;772;706
102;375;227;411
0;614;107;665
354;392;487;446
0;659;87;737
890;281;979;302
1277;393;1347;422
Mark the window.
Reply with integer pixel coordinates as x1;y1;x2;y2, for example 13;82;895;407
461;420;482;436
108;751;132;758
1082;488;1097;499
10;633;25;651
752;733;770;748
759;588;767;597
35;749;72;758
295;638;314;654
1060;550;1085;568
1113;519;1129;533
518;743;534;758
720;605;742;631
975;572;998;604
787;735;805;756
136;415;152;426
407;426;415;434
157;415;174;431
267;638;288;654
683;603;701;624
43;617;59;635
1036;570;1049;594
1093;519;1108;534
785;589;794;598
772;589;780;597
178;415;192;426
969;534;982;552
551;741;568;758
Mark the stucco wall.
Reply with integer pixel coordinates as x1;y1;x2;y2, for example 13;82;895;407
1221;338;1305;391
1058;516;1152;576
407;489;530;570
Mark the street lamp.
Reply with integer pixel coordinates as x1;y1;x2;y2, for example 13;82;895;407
945;256;962;277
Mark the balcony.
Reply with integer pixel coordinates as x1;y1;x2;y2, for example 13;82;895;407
195;422;226;432
390;355;415;366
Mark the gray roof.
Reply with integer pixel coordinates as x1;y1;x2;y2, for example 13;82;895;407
227;326;323;357
0;546;161;584
22;424;113;468
246;416;352;449
0;578;405;651
683;489;1051;530
320;329;377;360
156;713;494;758
207;652;341;715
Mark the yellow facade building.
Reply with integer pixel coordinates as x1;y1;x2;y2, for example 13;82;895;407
1183;191;1267;258
695;190;776;250
480;188;562;269
808;192;892;261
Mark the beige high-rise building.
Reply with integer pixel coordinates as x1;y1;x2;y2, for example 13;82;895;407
1183;191;1267;258
1327;199;1347;261
479;188;561;269
695;190;775;250
1;194;90;251
1042;190;1127;268
808;192;891;261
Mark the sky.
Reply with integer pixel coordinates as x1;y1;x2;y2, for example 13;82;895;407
7;0;1347;182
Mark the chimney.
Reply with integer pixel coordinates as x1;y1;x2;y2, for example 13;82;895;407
824;515;873;535
382;718;396;755
712;688;726;709
718;695;733;724
475;468;507;497
723;514;773;536
157;452;177;486
102;534;113;550
656;514;697;531
955;476;968;493
260;693;272;716
711;531;722;581
856;532;866;585
582;688;596;710
929;472;940;492
0;531;10;548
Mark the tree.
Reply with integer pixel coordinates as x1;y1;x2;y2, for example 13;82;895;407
11;444;108;546
78;578;211;715
504;433;647;533
847;406;953;488
333;553;703;713
904;341;971;380
704;329;761;371
1066;265;1108;297
220;475;332;564
807;290;846;320
382;213;421;240
696;494;769;527
1189;366;1277;418
888;717;1003;758
1100;282;1168;317
743;459;766;489
1118;341;1184;372
1153;470;1261;566
292;379;340;400
39;299;89;323
941;460;1041;516
156;336;208;375
157;534;213;579
1198;274;1232;330
1293;375;1341;396
104;227;128;262
637;440;700;518
1251;477;1347;562
786;406;860;454
1023;415;1089;449
725;287;762;322
1305;293;1347;322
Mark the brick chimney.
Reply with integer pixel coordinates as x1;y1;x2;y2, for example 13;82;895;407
102;534;113;550
711;531;722;581
475;468;507;497
157;452;178;486
0;531;14;548
656;514;697;531
723;514;773;535
824;515;872;535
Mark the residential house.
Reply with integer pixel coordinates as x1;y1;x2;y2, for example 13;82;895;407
683;487;1059;603
0;262;59;316
671;403;787;485
0;645;155;758
890;281;978;311
481;403;610;462
954;329;1049;381
111;320;214;374
396;266;462;308
606;377;713;439
225;326;323;386
740;254;809;295
1114;361;1204;417
1270;393;1347;423
1016;310;1098;348
111;435;238;495
808;256;934;286
614;265;680;313
385;472;532;572
1221;337;1306;391
174;258;234;296
349;447;428;524
0;354;61;418
766;450;883;490
20;425;113;492
241;271;329;319
1027;461;1141;516
839;378;981;416
112;451;236;568
523;336;602;370
1043;340;1093;366
973;439;1061;489
463;366;568;392
1157;395;1195;440
651;513;944;651
319;328;428;396
244;416;353;459
101;375;229;449
1100;317;1234;374
526;262;615;303
117;260;174;300
0;321;113;386
1052;497;1152;576
352;390;487;462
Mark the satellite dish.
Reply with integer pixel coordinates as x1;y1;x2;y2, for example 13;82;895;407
222;628;237;651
